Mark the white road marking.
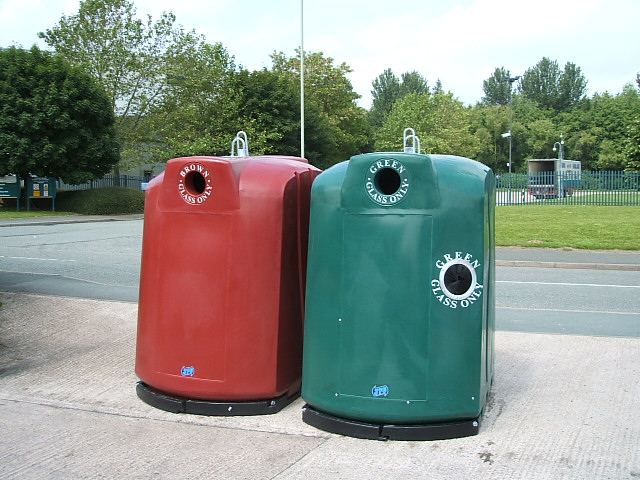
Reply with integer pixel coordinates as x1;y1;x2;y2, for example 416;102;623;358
0;255;77;262
497;305;639;315
497;280;640;289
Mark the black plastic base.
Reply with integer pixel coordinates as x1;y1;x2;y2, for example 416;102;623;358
302;404;480;441
136;381;299;416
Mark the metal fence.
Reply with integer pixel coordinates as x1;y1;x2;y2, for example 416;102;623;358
55;171;640;207
496;171;640;206
57;175;147;192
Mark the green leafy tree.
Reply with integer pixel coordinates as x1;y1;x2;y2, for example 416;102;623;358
471;94;552;172
168;68;310;156
564;130;599;168
432;79;444;95
400;71;429;96
524;118;558;159
369;68;401;128
625;116;640;170
481;67;512;106
231;69;337;165
147;40;236;159
39;0;207;170
470;105;510;171
596;138;626;170
509;96;561;169
375;92;480;158
520;57;587;111
520;57;562;110
0;46;119;185
569;86;640;169
369;68;429;128
271;50;370;168
559;62;588;111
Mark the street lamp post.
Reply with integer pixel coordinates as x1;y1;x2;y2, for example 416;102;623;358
507;76;521;176
553;133;565;160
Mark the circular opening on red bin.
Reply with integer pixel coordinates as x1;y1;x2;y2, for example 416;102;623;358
375;168;401;195
184;170;206;196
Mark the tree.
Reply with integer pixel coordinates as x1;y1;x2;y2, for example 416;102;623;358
567;86;640;169
146;40;237;159
400;71;429;96
520;57;561;110
523;118;558;159
39;0;209;170
0;46;119;184
228;69;339;166
470;105;510;172
432;78;444;95
375;92;480;158
158;67;321;160
520;57;587;111
481;67;512;106
369;69;429;128
271;50;370;168
625;116;640;170
596;138;626;170
369;68;401;128
559;62;588;110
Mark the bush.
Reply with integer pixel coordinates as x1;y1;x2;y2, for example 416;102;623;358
53;187;145;215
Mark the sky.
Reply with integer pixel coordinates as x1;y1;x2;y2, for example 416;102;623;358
1;0;638;109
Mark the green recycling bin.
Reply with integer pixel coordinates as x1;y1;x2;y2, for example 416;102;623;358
301;151;495;440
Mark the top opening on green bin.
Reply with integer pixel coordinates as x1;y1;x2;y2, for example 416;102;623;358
375;168;402;195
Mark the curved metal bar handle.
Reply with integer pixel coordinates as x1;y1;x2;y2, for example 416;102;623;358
403;128;421;154
230;137;247;157
236;131;249;156
230;131;249;157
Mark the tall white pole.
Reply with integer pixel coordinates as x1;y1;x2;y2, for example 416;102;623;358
300;0;305;158
508;86;513;176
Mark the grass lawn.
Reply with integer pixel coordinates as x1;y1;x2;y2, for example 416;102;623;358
2;203;638;251
496;205;639;250
0;209;73;219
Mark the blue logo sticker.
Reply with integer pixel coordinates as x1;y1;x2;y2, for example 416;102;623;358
181;366;195;377
372;385;389;397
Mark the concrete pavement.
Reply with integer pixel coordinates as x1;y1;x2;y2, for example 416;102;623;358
1;291;639;479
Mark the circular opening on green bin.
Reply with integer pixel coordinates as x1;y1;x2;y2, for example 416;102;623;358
185;170;206;196
375;168;401;195
439;259;477;300
444;263;473;295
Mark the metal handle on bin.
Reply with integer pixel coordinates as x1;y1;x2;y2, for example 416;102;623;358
403;127;421;154
230;131;250;157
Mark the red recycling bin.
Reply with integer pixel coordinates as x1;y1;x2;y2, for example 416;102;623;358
135;155;320;415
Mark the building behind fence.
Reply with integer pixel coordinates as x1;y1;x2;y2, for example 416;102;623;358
58;171;640;207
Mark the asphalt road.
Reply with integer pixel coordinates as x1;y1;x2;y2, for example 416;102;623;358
0;216;143;302
497;267;640;337
0;215;639;337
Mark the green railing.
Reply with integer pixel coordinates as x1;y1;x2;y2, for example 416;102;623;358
496;171;640;206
